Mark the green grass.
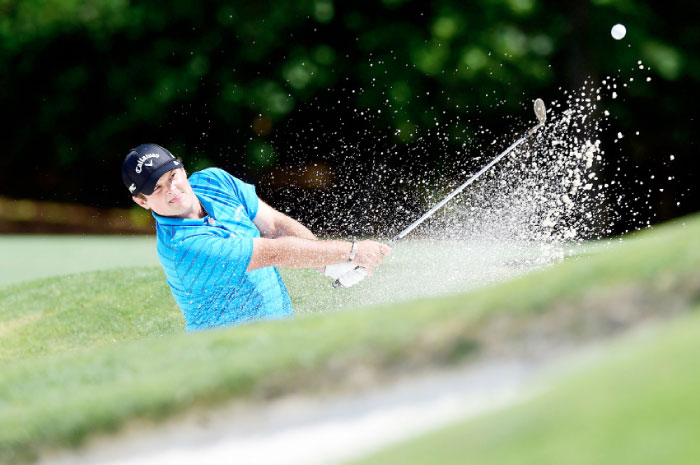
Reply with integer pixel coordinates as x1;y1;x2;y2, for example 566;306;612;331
1;215;699;463
0;235;158;286
349;308;700;465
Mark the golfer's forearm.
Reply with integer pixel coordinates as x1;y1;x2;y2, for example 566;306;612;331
248;237;351;271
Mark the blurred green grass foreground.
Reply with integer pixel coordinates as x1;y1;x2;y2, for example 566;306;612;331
1;214;700;464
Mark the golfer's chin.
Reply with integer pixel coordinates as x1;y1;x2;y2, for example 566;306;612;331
158;195;194;218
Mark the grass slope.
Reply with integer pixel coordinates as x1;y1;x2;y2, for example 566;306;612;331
1;215;699;463
0;268;182;363
349;308;700;465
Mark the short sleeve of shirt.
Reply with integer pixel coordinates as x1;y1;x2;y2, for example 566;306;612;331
202;168;259;220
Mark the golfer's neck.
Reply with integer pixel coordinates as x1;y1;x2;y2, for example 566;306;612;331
194;200;206;219
178;200;206;220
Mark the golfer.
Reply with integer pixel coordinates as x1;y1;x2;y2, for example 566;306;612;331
123;143;390;331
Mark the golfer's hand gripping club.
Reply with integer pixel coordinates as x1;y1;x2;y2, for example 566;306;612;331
332;265;368;288
328;261;367;288
329;240;391;288
325;262;356;280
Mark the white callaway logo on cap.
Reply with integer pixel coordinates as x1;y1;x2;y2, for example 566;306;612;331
135;153;160;174
128;183;136;193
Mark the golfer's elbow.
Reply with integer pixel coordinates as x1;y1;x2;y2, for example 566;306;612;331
248;237;303;271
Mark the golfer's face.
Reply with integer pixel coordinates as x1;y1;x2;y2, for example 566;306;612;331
143;168;197;218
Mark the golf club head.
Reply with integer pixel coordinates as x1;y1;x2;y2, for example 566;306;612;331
534;98;546;125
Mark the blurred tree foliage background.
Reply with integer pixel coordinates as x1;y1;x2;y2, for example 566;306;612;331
0;0;697;235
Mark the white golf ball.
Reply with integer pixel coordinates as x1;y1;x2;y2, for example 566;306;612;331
611;24;626;40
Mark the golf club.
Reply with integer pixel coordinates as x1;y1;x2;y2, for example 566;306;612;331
388;97;546;246
334;98;547;288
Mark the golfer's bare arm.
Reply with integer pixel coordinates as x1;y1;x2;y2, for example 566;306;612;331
248;202;390;272
248;237;356;271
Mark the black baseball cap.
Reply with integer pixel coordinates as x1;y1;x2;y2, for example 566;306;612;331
122;143;182;195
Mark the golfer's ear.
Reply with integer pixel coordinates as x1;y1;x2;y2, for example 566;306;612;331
132;195;150;210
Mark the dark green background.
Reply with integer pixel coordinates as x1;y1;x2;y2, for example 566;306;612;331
1;0;697;236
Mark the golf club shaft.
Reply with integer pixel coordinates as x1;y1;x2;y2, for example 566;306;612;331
387;130;536;247
333;128;536;288
334;98;545;288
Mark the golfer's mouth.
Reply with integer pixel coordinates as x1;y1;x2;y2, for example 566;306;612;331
169;193;183;204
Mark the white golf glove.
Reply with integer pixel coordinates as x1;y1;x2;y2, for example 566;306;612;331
324;262;368;288
324;262;356;280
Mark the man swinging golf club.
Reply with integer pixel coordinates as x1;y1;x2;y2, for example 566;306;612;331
123;143;390;332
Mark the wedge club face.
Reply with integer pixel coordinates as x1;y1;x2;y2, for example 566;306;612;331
528;98;546;135
534;98;546;125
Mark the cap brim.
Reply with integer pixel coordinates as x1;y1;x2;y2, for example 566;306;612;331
138;160;182;195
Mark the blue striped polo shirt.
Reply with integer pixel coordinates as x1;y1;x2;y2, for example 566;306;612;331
153;167;293;331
